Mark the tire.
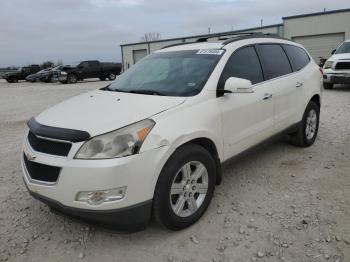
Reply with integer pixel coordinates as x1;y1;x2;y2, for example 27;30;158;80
289;101;320;147
11;77;18;83
67;74;78;84
6;79;13;83
323;83;333;89
153;144;216;230
99;77;106;81
108;73;116;80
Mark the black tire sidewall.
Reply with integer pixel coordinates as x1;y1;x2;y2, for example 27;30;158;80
68;74;77;84
153;144;216;230
109;73;116;80
301;101;320;146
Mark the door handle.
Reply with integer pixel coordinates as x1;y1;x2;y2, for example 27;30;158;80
263;93;273;100
296;82;303;88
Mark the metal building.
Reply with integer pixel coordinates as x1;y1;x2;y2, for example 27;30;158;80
120;8;350;70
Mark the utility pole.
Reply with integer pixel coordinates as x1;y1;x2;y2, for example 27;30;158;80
261;19;263;28
208;27;211;34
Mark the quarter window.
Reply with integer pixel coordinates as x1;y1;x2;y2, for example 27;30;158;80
256;44;292;80
282;45;310;72
220;46;264;86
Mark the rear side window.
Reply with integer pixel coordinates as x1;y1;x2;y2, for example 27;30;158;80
256;44;292;80
220;46;264;86
282;45;310;72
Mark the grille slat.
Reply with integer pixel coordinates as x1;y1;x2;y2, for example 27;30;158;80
23;153;61;183
335;62;350;70
28;131;72;156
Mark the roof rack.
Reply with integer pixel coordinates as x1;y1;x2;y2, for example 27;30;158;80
222;33;287;45
195;32;264;43
161;32;286;50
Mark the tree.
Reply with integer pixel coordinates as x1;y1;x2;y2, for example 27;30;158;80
141;32;162;42
41;61;55;69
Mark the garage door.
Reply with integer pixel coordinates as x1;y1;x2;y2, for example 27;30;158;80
133;49;148;64
292;33;345;60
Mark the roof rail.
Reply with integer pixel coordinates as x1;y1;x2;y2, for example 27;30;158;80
161;32;287;50
161;32;265;49
195;32;264;43
222;33;286;45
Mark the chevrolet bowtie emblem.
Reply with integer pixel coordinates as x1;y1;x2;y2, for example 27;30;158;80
25;151;36;161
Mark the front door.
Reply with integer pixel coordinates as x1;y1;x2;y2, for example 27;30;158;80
218;46;275;160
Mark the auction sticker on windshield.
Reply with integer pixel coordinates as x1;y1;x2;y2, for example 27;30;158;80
197;49;224;55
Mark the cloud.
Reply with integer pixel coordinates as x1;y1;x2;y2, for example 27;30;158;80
0;0;349;67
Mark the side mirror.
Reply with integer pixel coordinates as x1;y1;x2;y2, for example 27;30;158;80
331;49;336;55
223;77;254;94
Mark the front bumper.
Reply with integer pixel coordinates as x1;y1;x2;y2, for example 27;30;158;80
22;134;170;229
323;70;350;84
28;188;152;231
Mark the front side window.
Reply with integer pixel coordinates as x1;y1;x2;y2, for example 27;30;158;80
108;50;223;97
256;44;292;80
335;42;350;54
282;45;310;72
219;46;264;87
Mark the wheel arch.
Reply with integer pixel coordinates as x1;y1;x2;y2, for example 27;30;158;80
310;94;321;108
185;138;222;185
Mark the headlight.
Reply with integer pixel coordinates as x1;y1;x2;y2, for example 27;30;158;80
75;119;155;159
323;60;334;69
60;71;67;75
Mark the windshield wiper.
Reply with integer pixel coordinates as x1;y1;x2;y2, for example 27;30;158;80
129;90;166;96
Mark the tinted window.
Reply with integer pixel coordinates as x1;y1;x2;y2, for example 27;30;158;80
220;46;263;86
256;44;292;80
282;45;310;71
88;61;99;67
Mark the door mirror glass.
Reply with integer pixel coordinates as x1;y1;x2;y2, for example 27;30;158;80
331;49;336;55
224;77;253;93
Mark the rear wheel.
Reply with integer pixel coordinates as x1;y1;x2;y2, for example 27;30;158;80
67;74;78;84
108;73;116;80
153;144;216;230
289;101;320;147
99;77;106;81
323;83;334;89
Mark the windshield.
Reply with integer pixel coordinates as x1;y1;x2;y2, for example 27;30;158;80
335;42;350;54
108;50;224;97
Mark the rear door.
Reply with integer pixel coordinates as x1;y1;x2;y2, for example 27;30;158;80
219;46;275;158
86;61;100;78
255;44;295;133
282;44;312;123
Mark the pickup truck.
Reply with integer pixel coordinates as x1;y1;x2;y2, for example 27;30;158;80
323;39;350;89
3;65;41;83
57;60;122;84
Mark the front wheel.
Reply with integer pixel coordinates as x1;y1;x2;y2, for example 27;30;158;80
289;101;320;147
67;74;78;84
153;144;216;230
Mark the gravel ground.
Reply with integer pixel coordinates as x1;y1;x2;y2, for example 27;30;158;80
0;79;349;262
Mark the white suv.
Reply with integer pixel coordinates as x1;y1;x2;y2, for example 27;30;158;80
22;34;322;231
323;39;350;89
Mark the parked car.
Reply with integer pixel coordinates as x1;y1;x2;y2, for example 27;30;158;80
22;34;322;231
323;39;350;89
3;65;40;83
57;60;122;84
25;68;52;82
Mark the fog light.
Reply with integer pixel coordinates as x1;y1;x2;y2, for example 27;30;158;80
75;187;126;205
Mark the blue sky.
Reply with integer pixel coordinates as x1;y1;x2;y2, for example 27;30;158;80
0;0;348;67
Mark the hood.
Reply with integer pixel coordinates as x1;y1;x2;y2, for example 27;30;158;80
35;89;186;136
329;53;350;61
